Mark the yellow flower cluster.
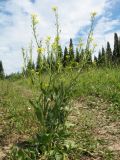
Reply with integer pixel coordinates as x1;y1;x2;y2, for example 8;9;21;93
31;13;37;19
37;47;45;54
91;12;97;17
31;13;39;25
45;36;51;43
93;43;97;48
52;6;57;12
89;35;94;42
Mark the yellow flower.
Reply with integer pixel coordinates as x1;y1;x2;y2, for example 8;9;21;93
52;6;57;12
55;36;60;42
47;36;51;41
28;107;31;110
91;12;97;17
21;64;24;68
31;13;37;19
31;69;35;72
31;13;39;24
89;35;94;42
37;47;45;54
31;13;38;21
45;36;51;43
79;42;83;47
93;43;97;47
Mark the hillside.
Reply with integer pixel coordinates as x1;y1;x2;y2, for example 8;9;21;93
0;68;120;159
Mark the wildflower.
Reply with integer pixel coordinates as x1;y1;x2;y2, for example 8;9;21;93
21;64;24;68
45;36;51;43
91;12;97;17
89;35;94;42
46;36;51;41
79;37;83;42
93;43;97;48
31;13;39;25
28;107;31;110
55;36;60;42
31;13;37;19
79;42;83;47
66;55;69;59
52;6;57;12
31;69;35;73
37;47;45;54
47;98;51;102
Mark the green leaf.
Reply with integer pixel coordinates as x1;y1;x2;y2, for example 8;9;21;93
55;152;63;160
64;140;76;150
29;100;44;125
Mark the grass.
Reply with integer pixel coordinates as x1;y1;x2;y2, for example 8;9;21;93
0;79;38;135
74;67;120;120
0;67;120;159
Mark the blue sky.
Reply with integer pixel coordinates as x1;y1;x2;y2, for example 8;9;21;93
0;0;120;74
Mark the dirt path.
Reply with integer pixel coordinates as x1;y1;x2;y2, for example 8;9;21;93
69;96;120;159
0;96;120;159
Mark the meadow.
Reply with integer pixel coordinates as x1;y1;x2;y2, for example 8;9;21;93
0;7;120;160
0;68;120;159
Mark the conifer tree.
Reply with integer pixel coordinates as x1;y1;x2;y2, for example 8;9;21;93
101;47;106;66
106;42;112;66
97;47;106;67
0;61;4;79
56;45;63;69
80;49;84;62
27;60;33;70
32;62;35;70
63;47;69;67
48;51;55;71
97;51;102;66
118;36;120;59
58;45;63;59
94;55;98;64
26;60;35;76
42;55;47;72
75;48;80;63
36;53;41;71
87;51;92;65
26;41;35;75
113;33;119;63
69;38;74;61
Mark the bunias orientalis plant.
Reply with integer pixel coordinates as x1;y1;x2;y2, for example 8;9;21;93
10;9;97;160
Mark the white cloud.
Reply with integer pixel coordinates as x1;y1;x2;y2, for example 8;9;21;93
0;0;119;74
94;17;120;56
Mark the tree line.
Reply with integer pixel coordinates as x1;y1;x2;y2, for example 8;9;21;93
0;61;4;79
28;32;120;73
94;33;120;67
0;32;120;79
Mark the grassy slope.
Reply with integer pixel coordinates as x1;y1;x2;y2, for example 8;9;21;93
0;68;120;159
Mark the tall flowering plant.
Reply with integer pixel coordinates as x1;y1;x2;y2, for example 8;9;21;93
10;9;97;160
